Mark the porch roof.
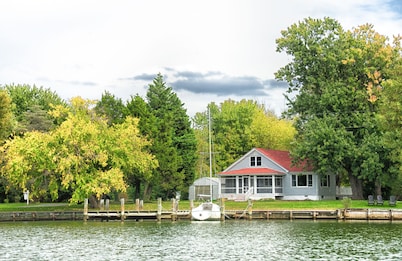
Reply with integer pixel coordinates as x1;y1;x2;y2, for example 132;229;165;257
218;168;285;176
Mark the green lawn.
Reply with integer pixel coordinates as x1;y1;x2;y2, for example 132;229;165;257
0;199;399;212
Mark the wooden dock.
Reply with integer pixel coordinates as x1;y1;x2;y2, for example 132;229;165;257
82;209;402;222
1;209;401;222
85;210;191;222
1;198;401;222
0;211;83;222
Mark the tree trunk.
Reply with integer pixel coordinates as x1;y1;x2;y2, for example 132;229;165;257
88;195;99;208
135;179;141;199
348;172;364;199
375;180;382;196
143;182;152;201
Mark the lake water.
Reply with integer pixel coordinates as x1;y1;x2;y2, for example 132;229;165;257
1;220;401;260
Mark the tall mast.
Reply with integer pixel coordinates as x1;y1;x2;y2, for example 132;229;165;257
208;107;212;179
208;107;213;201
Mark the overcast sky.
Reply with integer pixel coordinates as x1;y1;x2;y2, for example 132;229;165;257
1;0;402;117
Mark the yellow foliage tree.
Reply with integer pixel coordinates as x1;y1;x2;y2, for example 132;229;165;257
0;97;158;203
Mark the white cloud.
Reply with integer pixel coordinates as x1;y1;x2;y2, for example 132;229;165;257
0;0;401;117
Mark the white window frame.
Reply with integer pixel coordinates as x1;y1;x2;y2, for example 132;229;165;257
292;174;313;187
250;156;262;167
320;175;331;187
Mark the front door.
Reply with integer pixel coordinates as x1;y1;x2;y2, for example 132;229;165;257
238;176;249;194
243;176;249;193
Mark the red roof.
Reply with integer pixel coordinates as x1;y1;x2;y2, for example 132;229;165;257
256;148;311;172
218;148;312;176
219;168;285;176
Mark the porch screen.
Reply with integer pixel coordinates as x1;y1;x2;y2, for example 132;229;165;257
256;176;272;193
221;177;236;193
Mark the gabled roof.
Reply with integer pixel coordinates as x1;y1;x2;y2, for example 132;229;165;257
219;168;285;176
218;148;312;176
256;148;310;172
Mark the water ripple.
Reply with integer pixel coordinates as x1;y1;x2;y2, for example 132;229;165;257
0;220;401;260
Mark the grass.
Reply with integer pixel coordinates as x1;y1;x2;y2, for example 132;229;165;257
0;202;82;212
0;199;400;212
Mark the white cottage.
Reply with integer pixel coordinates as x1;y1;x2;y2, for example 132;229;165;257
218;148;336;201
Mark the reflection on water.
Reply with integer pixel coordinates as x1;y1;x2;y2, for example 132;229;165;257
0;220;402;260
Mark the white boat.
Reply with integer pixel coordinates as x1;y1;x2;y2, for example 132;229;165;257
192;107;221;221
191;201;221;221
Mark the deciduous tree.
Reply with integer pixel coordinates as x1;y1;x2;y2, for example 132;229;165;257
0;90;13;141
1;97;157;203
275;17;401;198
2;84;66;133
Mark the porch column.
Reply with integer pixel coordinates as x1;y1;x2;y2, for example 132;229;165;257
235;176;239;195
272;175;276;196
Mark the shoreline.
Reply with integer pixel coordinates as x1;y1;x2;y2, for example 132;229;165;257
1;208;402;222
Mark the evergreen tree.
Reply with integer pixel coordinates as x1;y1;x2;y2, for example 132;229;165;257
145;74;197;199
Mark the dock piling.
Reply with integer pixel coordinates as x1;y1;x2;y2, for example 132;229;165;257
157;198;162;222
84;198;88;221
247;199;253;220
135;199;140;211
105;199;110;211
220;198;225;221
120;198;125;221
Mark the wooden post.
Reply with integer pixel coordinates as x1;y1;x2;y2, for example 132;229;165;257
140;200;144;210
105;199;110;211
220;198;225;221
157;198;162;222
189;200;193;219
135;198;140;211
120;198;125;222
83;198;88;221
171;198;177;221
247;199;253;220
336;209;341;220
99;199;104;210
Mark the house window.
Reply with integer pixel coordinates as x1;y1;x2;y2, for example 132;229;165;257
250;156;262;167
292;174;313;187
321;175;331;187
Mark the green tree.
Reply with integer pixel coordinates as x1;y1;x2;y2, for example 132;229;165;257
250;108;295;151
95;91;128;126
125;94;157;199
212;99;257;169
146;74;197;199
275;17;401;199
19;105;54;133
2;84;66;133
380;59;402;196
193;99;295;176
0;90;13;141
